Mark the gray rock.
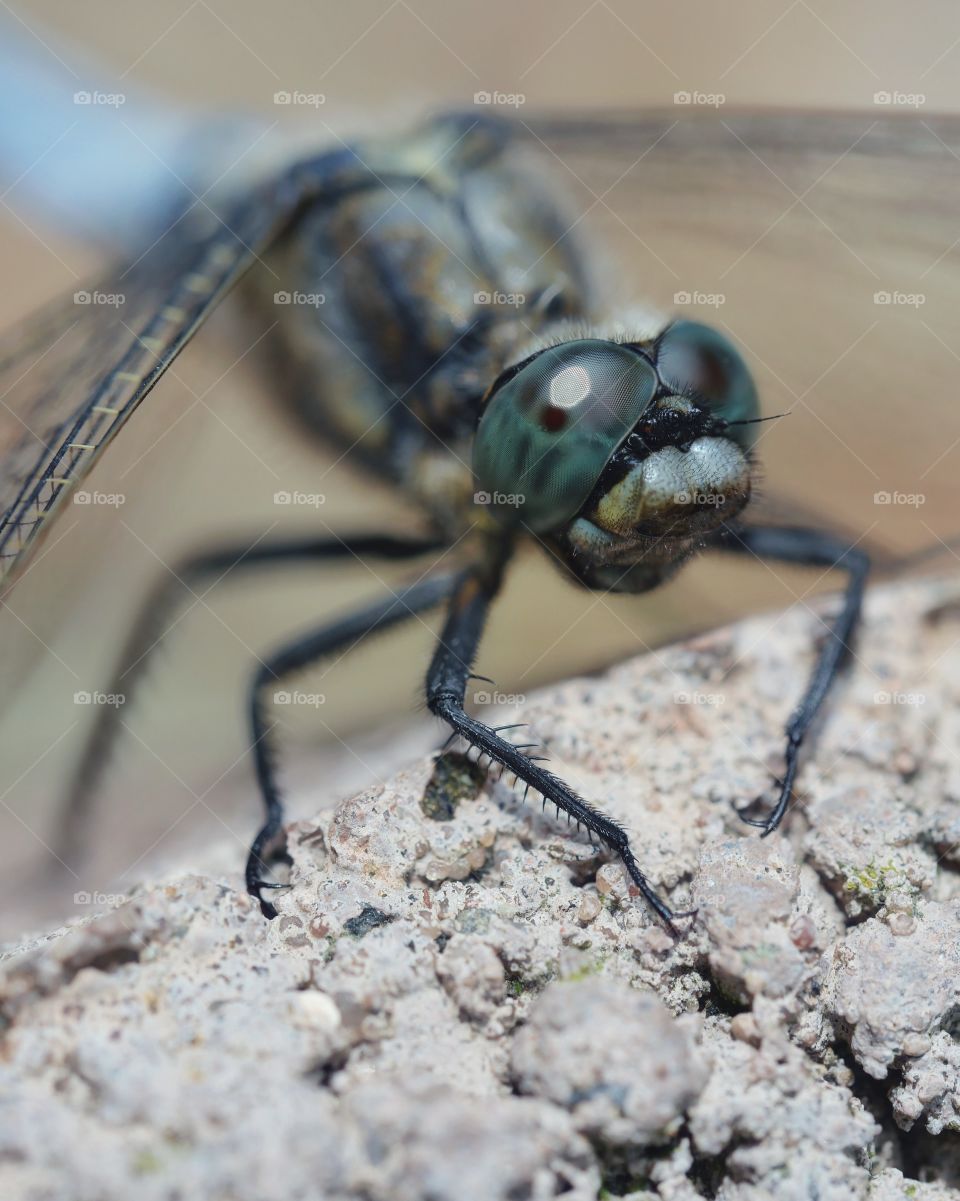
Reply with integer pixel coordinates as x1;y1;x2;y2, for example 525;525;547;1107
868;1168;959;1200
4;578;960;1197
820;902;960;1083
510;977;707;1144
692;834;810;1002
689;1022;878;1200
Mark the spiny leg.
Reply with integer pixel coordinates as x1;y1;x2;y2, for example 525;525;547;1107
247;568;464;917
58;532;446;869
425;561;689;932
708;523;869;835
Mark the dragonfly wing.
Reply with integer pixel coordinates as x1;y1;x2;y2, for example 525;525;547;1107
0;147;378;594
522;112;960;556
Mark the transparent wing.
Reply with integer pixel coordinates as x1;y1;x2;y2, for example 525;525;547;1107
521;112;960;557
0;146;374;593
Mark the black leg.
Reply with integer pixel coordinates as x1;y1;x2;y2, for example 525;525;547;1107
425;559;689;931
247;568;463;917
707;523;869;835
60;531;446;867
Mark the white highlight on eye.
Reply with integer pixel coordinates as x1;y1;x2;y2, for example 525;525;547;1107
549;363;591;409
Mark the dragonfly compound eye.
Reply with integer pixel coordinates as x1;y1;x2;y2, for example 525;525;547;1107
656;320;759;448
472;339;658;533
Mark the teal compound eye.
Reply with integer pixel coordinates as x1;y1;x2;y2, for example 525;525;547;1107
656;321;759;448
472;339;658;533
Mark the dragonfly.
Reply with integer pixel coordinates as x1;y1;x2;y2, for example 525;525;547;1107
0;101;875;932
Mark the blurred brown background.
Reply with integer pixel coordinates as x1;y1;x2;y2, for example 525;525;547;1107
2;1;959;935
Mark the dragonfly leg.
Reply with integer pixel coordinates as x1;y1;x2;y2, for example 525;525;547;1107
708;524;869;835
425;565;690;933
58;533;446;870
246;568;463;918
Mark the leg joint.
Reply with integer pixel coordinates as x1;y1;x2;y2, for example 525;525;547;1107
427;689;463;719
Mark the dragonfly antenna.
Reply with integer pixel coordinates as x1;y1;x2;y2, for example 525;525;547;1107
725;410;792;428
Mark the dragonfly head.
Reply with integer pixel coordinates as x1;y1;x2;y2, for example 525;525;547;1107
472;322;759;591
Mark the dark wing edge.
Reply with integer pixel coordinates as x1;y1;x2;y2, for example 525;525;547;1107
0;148;366;596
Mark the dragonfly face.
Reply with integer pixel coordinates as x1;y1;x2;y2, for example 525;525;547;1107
472;322;758;592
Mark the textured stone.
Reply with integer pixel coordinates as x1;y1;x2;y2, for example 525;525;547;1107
510;977;707;1144
692;834;810;1002
688;1022;878;1200
820;901;960;1082
4;579;960;1197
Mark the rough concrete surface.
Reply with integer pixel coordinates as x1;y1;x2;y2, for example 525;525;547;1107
4;577;960;1199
